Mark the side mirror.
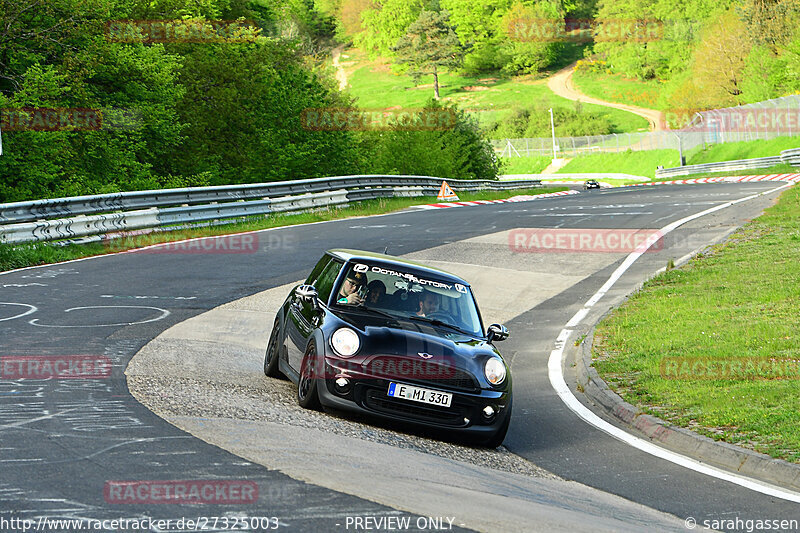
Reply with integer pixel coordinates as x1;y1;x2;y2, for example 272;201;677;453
295;284;319;309
487;323;509;342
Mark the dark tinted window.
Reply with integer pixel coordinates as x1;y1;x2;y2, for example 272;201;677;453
305;255;331;284
315;259;344;304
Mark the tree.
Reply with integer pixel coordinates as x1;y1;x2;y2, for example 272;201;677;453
355;0;424;57
499;1;563;74
737;0;800;52
393;10;465;99
364;99;500;179
690;10;751;105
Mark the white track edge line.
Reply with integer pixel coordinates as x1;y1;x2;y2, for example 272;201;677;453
548;181;800;503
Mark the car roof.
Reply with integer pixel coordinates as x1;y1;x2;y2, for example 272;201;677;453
327;249;470;286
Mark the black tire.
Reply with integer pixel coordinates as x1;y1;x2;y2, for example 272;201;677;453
264;318;284;378
297;343;322;410
482;399;512;448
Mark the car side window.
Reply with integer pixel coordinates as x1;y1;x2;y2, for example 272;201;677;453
315;259;344;304
305;255;332;285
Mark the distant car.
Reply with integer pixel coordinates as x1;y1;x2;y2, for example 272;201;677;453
264;249;512;447
584;180;601;190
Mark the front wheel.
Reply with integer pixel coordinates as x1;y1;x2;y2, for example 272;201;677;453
297;344;322;410
264;318;284;378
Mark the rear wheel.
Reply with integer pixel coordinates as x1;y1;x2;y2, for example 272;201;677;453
297;344;322;410
264;318;284;378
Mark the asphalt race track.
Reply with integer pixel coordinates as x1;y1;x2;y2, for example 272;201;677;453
1;183;799;532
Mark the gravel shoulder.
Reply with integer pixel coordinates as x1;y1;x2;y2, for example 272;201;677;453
125;240;687;532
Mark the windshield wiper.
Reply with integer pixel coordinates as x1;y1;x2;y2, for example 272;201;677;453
406;315;474;336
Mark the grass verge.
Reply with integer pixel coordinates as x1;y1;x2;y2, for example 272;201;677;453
556;149;680;178
499;155;553;174
593;185;800;463
0;187;566;273
571;68;663;110
687;137;800;165
652;163;798;181
343;49;649;133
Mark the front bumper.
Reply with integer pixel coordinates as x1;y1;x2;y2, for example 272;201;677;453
317;357;511;437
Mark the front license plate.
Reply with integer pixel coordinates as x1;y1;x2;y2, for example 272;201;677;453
387;382;452;408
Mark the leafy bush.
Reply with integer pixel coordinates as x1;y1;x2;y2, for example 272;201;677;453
486;102;614;138
363;100;501;179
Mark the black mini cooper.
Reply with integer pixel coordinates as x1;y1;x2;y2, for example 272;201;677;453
264;249;512;447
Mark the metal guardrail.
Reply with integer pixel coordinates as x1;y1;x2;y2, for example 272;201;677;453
655;148;800;179
0;175;542;244
781;148;800;167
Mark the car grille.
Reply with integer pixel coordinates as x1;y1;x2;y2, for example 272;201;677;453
362;388;470;427
364;356;479;392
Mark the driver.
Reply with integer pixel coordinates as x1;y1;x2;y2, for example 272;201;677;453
337;271;366;305
416;289;440;317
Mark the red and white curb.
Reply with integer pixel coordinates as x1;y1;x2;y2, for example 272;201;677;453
412;189;579;210
626;173;800;186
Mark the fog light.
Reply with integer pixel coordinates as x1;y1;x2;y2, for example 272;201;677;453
482;405;496;419
334;376;351;394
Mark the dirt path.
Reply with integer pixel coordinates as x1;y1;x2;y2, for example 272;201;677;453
332;44;348;91
547;63;664;132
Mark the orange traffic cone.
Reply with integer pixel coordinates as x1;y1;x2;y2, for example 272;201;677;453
437;181;459;201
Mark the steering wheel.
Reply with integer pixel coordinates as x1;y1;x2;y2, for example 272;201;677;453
427;310;455;323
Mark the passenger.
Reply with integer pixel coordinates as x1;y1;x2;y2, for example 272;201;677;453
336;271;366;305
416;290;440;317
366;280;386;306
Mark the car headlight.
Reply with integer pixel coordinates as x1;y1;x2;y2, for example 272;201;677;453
484;357;506;386
331;328;360;358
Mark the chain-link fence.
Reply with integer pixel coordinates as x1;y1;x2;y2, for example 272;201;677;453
493;95;800;159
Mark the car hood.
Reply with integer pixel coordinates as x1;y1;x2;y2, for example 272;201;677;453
328;310;507;389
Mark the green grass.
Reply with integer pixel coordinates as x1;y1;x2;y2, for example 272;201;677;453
499;155;553;174
571;68;664;110
344;49;649;134
0;187;566;272
655;163;798;180
593;186;800;463
687;137;800;165
555;149;680;178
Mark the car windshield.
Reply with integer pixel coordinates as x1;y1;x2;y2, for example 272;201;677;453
333;261;484;336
